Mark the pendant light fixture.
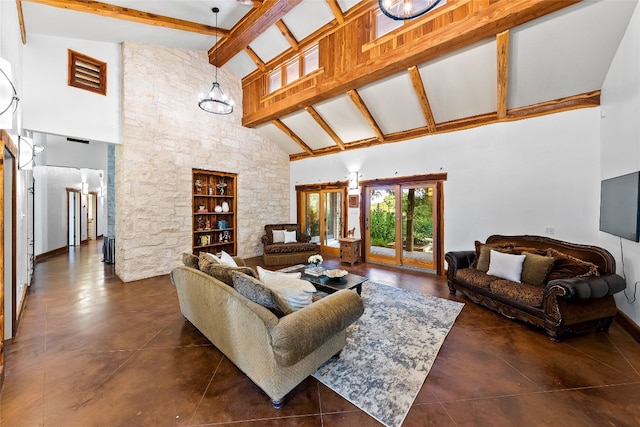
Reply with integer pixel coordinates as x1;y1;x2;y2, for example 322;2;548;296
379;0;443;20
198;7;234;115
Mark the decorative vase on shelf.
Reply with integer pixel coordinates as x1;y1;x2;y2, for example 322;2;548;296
214;205;223;213
221;201;230;212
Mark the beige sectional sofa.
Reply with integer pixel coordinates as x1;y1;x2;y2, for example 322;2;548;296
170;259;363;407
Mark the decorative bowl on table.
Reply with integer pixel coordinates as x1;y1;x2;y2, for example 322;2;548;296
325;269;348;279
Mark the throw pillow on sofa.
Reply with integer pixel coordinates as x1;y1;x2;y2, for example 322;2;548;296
231;271;290;317
521;252;555;286
284;230;297;243
545;248;600;280
473;241;514;271
272;229;286;243
182;252;199;269
257;266;301;281
486;250;526;282
257;266;316;311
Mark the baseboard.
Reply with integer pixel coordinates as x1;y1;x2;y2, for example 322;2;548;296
35;246;69;263
615;310;640;344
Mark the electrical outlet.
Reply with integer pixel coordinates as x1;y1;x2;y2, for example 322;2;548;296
166;250;172;258
545;227;555;235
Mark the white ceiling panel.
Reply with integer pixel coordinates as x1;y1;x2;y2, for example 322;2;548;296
256;123;304;155
226;51;257;78
283;1;335;41
358;72;426;134
314;94;377;143
281;110;336;150
337;0;362;13
92;0;250;28
23;3;216;50
419;39;497;123
509;0;636;109
249;26;291;63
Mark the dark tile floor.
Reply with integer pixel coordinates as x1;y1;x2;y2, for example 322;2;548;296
2;240;640;426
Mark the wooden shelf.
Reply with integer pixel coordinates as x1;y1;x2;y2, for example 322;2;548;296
192;169;237;256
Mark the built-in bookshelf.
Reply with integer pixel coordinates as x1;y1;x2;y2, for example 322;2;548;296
192;169;237;256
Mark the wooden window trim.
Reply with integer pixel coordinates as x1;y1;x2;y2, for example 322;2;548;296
68;50;107;96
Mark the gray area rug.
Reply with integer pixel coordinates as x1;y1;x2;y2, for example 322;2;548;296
313;281;464;427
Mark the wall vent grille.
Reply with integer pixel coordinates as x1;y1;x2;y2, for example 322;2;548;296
68;50;107;95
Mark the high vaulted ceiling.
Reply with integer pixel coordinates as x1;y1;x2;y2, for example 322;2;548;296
16;0;638;160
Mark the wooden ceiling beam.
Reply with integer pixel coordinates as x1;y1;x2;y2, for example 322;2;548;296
305;106;345;150
209;0;302;67
23;0;228;37
16;0;27;44
244;46;266;72
288;90;600;161
347;89;384;142
275;20;299;51
408;66;437;133
327;0;345;24
496;30;510;119
272;119;314;155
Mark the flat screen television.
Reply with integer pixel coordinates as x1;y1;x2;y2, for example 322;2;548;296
599;171;640;242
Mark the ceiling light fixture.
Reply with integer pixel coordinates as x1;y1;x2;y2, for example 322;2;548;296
379;0;443;20
0;58;20;127
198;7;234;115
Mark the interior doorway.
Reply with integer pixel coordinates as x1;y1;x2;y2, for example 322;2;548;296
67;189;81;246
3;148;16;338
363;175;446;274
87;192;98;240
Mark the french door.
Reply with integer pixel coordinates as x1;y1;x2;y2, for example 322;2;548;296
364;181;441;272
300;188;345;256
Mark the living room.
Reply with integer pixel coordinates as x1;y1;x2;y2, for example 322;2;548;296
1;0;640;423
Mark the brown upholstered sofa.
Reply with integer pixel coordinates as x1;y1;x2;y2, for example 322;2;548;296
445;235;626;341
171;254;363;408
261;223;317;266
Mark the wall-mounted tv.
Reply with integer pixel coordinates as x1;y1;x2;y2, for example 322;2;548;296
599;171;640;242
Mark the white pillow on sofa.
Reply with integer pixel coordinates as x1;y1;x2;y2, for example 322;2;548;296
272;230;286;243
284;230;297;243
257;266;301;283
202;250;237;267
486;249;525;282
256;266;315;311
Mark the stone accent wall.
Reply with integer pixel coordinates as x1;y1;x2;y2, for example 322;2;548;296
116;43;290;282
107;144;115;237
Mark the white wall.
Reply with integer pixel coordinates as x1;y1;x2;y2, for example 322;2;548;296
601;1;640;327
22;34;121;144
291;108;602;254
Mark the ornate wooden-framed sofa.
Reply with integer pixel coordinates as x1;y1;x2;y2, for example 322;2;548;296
445;235;626;341
261;224;317;266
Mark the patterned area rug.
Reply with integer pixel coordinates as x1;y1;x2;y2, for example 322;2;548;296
313;281;464;427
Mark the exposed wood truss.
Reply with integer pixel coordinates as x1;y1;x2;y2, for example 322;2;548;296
237;0;589;160
347;89;384;142
209;0;302;66
272;119;313;155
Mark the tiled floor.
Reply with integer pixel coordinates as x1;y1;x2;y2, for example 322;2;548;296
2;239;640;426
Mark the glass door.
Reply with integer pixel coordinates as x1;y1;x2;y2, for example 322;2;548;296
365;186;399;264
365;182;437;271
301;188;345;256
401;184;436;270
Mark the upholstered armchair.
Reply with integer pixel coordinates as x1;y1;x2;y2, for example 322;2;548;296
261;223;317;266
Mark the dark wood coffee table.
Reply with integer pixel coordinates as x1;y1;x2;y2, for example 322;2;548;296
298;269;367;295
